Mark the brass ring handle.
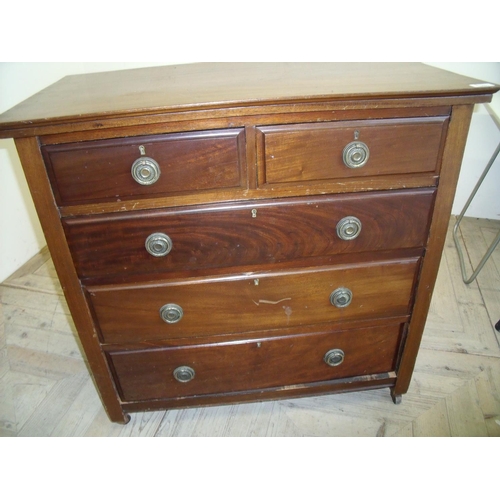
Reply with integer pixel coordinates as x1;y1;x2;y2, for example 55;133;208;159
342;141;370;168
131;157;161;185
145;232;173;257
159;303;183;324
324;349;345;367
330;287;353;308
336;216;362;240
173;366;195;383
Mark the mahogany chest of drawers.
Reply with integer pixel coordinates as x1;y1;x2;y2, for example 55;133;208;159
1;63;498;424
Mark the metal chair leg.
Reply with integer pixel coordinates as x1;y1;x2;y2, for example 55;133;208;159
453;141;500;284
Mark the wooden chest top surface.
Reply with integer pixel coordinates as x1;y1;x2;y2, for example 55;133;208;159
1;63;498;137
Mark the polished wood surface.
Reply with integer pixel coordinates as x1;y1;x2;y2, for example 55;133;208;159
13;137;127;423
43;128;246;205
64;189;434;280
1;63;497;423
88;258;419;343
394;104;476;396
1;63;497;138
109;323;404;402
258;117;448;185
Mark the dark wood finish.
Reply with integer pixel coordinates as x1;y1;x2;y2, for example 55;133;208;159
257;117;448;185
2;63;497;423
43;129;246;205
101;315;411;351
393;104;477;397
1;97;485;141
58;173;439;218
1;63;498;138
81;249;423;289
39;105;453;146
121;373;397;412
12;137;128;424
87;258;420;343
120;372;397;412
109;323;404;402
64;189;434;280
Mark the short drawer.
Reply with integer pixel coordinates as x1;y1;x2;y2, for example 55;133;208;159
87;257;419;343
42;128;246;205
257;116;448;185
109;322;404;402
64;188;434;280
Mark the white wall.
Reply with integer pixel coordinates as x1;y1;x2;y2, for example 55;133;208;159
426;63;500;219
0;63;175;283
1;62;499;283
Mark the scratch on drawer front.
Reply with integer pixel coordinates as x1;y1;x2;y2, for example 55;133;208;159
252;298;291;306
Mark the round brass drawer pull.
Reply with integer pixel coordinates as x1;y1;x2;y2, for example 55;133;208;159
173;366;195;383
342;141;370;168
330;287;353;308
336;216;362;240
145;232;173;257
131;157;161;185
324;349;345;367
159;303;183;324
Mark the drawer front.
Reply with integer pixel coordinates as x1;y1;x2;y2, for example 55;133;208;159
64;189;434;280
257;117;448;185
42;129;245;205
88;258;419;343
109;323;404;402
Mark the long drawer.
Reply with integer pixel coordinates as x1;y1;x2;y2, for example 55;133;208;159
109;322;404;402
87;257;420;343
42;128;246;205
257;116;448;185
64;189;434;280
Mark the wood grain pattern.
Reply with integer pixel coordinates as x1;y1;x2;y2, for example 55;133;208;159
394;105;475;397
257;117;448;185
87;257;420;343
39;105;453;146
13;137;128;424
63;189;434;280
57;172;440;218
2;63;498;424
1;217;499;436
109;323;404;402
43;128;246;205
1;63;497;137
